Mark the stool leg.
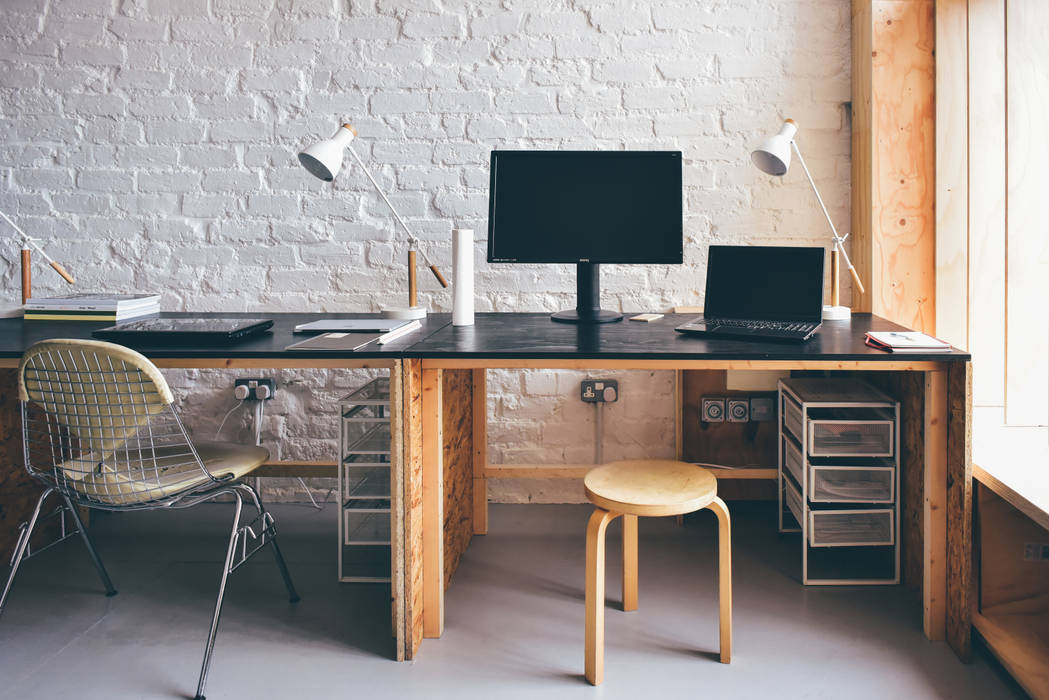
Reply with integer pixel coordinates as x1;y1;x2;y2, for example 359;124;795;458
621;514;638;612
585;508;618;685
708;496;732;663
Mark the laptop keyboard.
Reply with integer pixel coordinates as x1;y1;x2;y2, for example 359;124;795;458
711;318;816;332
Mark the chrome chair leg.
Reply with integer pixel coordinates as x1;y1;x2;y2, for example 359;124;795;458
238;484;300;603
0;488;53;618
61;496;117;598
195;492;244;700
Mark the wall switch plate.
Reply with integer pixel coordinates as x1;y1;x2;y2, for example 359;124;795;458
701;396;725;422
749;396;776;422
727;398;749;422
581;379;618;403
234;377;276;401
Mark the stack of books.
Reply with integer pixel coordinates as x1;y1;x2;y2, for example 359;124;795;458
864;331;953;353
24;293;161;322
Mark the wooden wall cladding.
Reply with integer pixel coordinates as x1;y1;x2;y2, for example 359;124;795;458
852;0;937;332
399;359;424;660
441;369;473;589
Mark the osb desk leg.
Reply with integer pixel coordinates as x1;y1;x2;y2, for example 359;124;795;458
472;368;488;535
946;362;973;661
923;369;948;641
422;367;444;638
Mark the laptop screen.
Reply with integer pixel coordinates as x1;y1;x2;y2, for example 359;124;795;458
703;245;825;322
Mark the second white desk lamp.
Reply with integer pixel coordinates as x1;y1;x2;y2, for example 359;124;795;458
298;123;447;319
751;119;865;320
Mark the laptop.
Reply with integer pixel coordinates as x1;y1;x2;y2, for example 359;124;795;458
675;245;825;342
92;317;273;345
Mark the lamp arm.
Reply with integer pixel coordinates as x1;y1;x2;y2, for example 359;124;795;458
0;208;75;284
345;146;448;287
789;142;865;295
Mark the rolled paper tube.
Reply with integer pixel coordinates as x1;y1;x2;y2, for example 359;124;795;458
452;229;474;326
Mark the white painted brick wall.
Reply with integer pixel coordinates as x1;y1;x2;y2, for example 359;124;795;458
0;0;851;503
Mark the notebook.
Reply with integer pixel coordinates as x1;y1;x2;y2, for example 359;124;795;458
293;319;412;334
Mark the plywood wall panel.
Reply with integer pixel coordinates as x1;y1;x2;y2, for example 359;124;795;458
967;0;1007;409
1005;0;1049;426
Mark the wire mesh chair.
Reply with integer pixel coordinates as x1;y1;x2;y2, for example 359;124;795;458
0;339;299;700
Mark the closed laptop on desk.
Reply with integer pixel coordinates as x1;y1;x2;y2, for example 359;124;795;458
676;245;825;342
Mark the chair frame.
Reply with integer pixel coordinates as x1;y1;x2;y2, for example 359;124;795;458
0;340;300;700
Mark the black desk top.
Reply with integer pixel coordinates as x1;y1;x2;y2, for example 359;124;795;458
403;313;971;362
0;312;452;360
0;312;970;362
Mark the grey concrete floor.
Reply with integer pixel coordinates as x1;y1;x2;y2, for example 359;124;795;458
0;502;1023;700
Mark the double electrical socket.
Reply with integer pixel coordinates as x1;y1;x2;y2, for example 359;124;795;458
701;395;775;423
581;379;619;403
234;377;276;401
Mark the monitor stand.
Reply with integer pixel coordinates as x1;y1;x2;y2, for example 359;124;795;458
551;263;623;324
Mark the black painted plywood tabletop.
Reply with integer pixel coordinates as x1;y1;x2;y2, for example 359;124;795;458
403;313;971;362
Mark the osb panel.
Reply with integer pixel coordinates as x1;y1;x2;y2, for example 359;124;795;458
400;359;424;659
442;369;473;588
681;370;778;470
388;362;406;661
865;370;924;592
947;362;973;660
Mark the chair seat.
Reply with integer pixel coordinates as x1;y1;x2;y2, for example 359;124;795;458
72;441;270;506
584;459;717;517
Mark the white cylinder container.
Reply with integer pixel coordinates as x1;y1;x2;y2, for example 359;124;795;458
452;228;474;326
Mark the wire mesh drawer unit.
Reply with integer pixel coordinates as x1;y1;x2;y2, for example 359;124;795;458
778;377;900;585
339;377;392;583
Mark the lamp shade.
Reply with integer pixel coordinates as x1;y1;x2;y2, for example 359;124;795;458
750;119;798;176
297;124;357;182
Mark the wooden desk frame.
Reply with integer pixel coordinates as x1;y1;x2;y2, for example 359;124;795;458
411;358;973;663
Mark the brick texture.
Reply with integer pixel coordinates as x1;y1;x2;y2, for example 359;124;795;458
0;0;851;502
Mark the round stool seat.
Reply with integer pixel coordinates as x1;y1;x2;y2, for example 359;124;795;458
584;459;717;517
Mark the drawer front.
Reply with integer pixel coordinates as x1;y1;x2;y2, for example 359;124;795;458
784;478;804;526
808;509;894;547
343;509;391;546
808;419;894;457
782;436;805;487
810;465;895;503
343;465;391;501
782;393;805;443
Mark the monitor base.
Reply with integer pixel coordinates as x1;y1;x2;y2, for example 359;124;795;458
551;309;623;324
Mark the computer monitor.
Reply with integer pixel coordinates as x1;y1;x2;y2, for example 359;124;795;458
487;150;683;323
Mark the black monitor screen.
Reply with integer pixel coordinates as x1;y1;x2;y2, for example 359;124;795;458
487;151;683;264
704;245;825;322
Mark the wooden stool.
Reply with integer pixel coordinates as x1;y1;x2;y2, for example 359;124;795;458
583;459;731;685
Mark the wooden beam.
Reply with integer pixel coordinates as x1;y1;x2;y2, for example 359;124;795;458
851;0;874;313
388;361;406;662
420;358;944;371
421;367;444;638
471;368;488;535
484;464;777;480
400;359;424;659
441;369;473;588
923;369;948;640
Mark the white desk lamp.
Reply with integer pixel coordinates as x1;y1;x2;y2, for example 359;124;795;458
751;119;865;320
1;208;75;317
298;123;447;320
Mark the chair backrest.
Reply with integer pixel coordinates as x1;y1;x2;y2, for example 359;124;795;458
18;339;208;507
